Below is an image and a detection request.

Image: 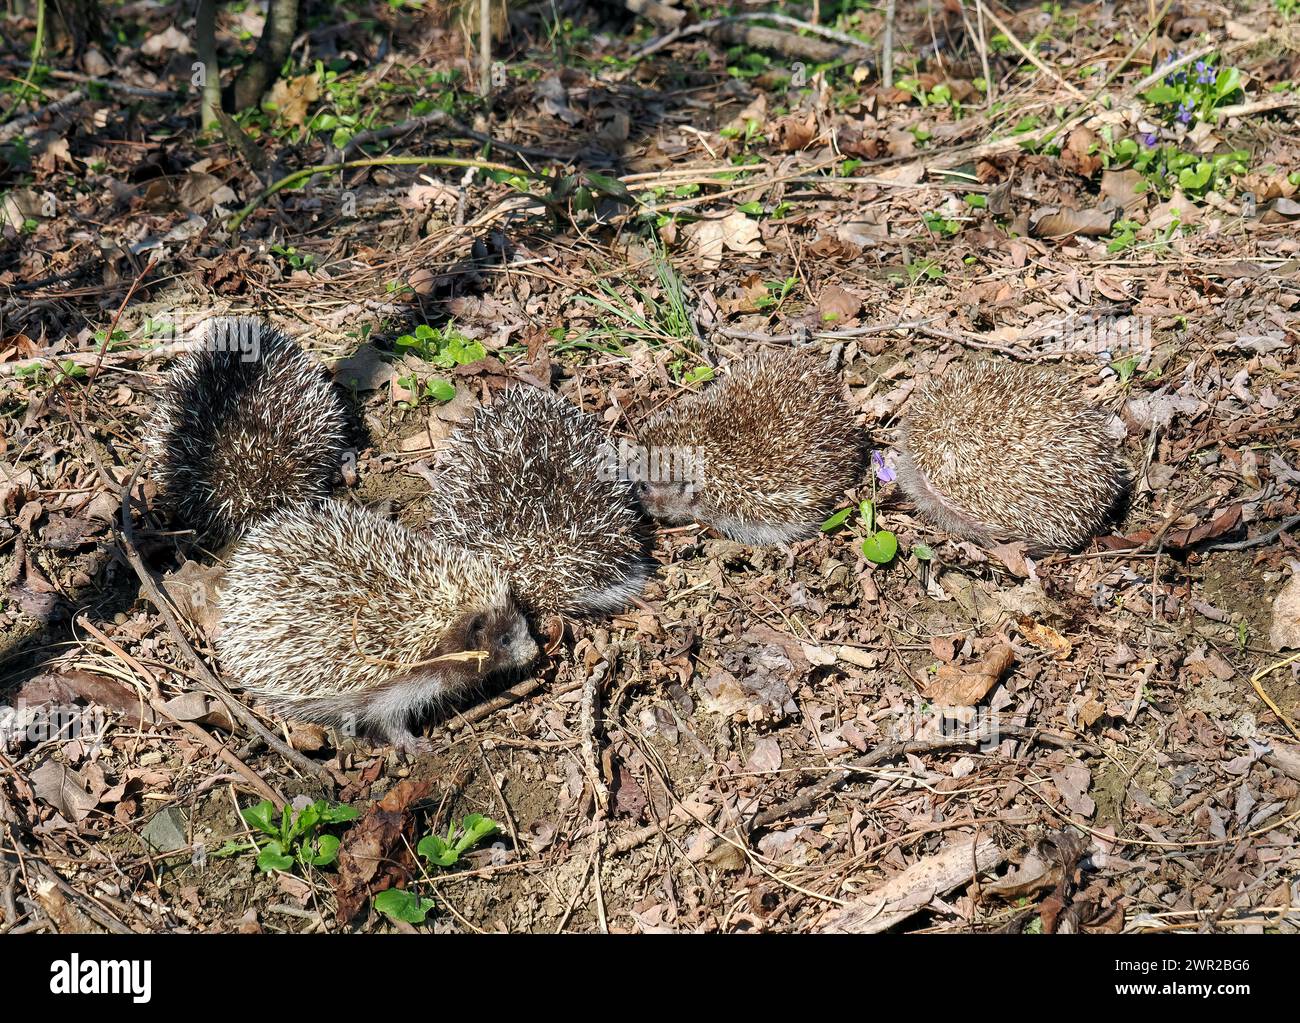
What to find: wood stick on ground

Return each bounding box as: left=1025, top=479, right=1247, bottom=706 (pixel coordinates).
left=478, top=0, right=491, bottom=100
left=76, top=616, right=286, bottom=807
left=820, top=836, right=1005, bottom=933
left=0, top=89, right=83, bottom=144
left=882, top=0, right=895, bottom=87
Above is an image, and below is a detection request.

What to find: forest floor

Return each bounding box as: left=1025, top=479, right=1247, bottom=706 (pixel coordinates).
left=2, top=0, right=1300, bottom=933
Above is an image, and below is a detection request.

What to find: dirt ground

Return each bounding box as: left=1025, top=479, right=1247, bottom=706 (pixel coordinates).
left=2, top=1, right=1300, bottom=933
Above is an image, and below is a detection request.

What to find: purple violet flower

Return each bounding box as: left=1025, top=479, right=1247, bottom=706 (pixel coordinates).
left=872, top=450, right=896, bottom=484
left=1176, top=102, right=1194, bottom=125
left=1140, top=132, right=1157, bottom=147
left=1196, top=61, right=1215, bottom=84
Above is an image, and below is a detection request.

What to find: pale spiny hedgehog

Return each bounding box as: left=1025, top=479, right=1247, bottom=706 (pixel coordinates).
left=632, top=350, right=864, bottom=545
left=216, top=500, right=538, bottom=752
left=897, top=360, right=1129, bottom=553
left=146, top=316, right=349, bottom=544
left=425, top=386, right=651, bottom=617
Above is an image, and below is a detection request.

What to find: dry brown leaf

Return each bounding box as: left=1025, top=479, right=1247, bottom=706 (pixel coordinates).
left=922, top=644, right=1015, bottom=707
left=264, top=72, right=321, bottom=127
left=1018, top=616, right=1073, bottom=659
left=1029, top=205, right=1117, bottom=238
left=1270, top=574, right=1300, bottom=651
left=689, top=211, right=764, bottom=268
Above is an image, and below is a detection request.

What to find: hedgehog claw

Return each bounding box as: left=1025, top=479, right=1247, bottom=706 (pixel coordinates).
left=389, top=731, right=434, bottom=757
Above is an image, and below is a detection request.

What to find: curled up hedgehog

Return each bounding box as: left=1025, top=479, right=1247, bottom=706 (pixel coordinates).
left=146, top=316, right=350, bottom=544
left=896, top=360, right=1129, bottom=553
left=217, top=500, right=538, bottom=752
left=631, top=349, right=865, bottom=544
left=424, top=386, right=651, bottom=618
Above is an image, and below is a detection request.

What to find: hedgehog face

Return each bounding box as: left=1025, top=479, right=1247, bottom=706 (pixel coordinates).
left=461, top=604, right=540, bottom=678
left=631, top=479, right=701, bottom=525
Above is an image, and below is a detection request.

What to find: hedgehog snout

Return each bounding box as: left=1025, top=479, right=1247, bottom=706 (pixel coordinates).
left=634, top=480, right=698, bottom=524
left=500, top=612, right=540, bottom=671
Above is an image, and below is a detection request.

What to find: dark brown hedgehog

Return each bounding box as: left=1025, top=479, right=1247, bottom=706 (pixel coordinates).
left=425, top=386, right=650, bottom=617
left=146, top=316, right=349, bottom=543
left=632, top=350, right=865, bottom=545
left=897, top=360, right=1129, bottom=552
left=217, top=500, right=538, bottom=753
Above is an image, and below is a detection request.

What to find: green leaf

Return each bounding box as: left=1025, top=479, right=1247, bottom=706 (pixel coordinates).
left=374, top=888, right=434, bottom=924
left=858, top=499, right=875, bottom=533
left=680, top=366, right=714, bottom=385
left=1177, top=162, right=1212, bottom=191
left=310, top=834, right=341, bottom=867
left=862, top=530, right=898, bottom=565
left=417, top=834, right=459, bottom=867
left=584, top=172, right=632, bottom=203
left=256, top=841, right=294, bottom=873
left=321, top=803, right=361, bottom=824
left=913, top=543, right=934, bottom=561
left=1214, top=67, right=1242, bottom=100
left=821, top=507, right=852, bottom=532
left=428, top=378, right=456, bottom=402
left=1142, top=84, right=1179, bottom=104
left=456, top=814, right=499, bottom=853
left=736, top=201, right=765, bottom=216
left=241, top=800, right=279, bottom=837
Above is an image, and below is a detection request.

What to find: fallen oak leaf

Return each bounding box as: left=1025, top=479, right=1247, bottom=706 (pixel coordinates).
left=922, top=643, right=1015, bottom=707
left=1029, top=205, right=1117, bottom=238
left=1018, top=616, right=1072, bottom=660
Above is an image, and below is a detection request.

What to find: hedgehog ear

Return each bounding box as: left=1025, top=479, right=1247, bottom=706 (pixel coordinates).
left=467, top=613, right=486, bottom=647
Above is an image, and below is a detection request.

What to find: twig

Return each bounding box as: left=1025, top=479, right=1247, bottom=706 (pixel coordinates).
left=635, top=12, right=872, bottom=62
left=227, top=155, right=537, bottom=231
left=0, top=88, right=82, bottom=143
left=1216, top=95, right=1300, bottom=121
left=882, top=0, right=896, bottom=88
left=1250, top=653, right=1300, bottom=743
left=977, top=3, right=1084, bottom=99
left=1203, top=515, right=1300, bottom=552
left=0, top=61, right=176, bottom=97
left=75, top=616, right=286, bottom=807
left=478, top=0, right=492, bottom=100
left=81, top=255, right=156, bottom=423
left=580, top=659, right=611, bottom=816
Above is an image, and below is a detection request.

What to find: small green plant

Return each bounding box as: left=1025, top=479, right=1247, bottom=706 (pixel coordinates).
left=753, top=276, right=799, bottom=311
left=1100, top=129, right=1249, bottom=200
left=895, top=77, right=960, bottom=110
left=394, top=322, right=486, bottom=368
left=922, top=210, right=962, bottom=237
left=578, top=237, right=693, bottom=349
left=1111, top=355, right=1139, bottom=383
left=822, top=451, right=898, bottom=565
left=1107, top=219, right=1141, bottom=253
left=893, top=258, right=944, bottom=285
left=396, top=373, right=456, bottom=406
left=270, top=244, right=316, bottom=272
left=373, top=814, right=500, bottom=924
left=233, top=799, right=360, bottom=874
left=14, top=359, right=86, bottom=386
left=1142, top=54, right=1244, bottom=128
left=1279, top=0, right=1300, bottom=17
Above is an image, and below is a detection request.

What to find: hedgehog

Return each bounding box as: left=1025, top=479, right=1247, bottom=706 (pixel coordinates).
left=216, top=500, right=538, bottom=752
left=631, top=350, right=865, bottom=545
left=896, top=360, right=1129, bottom=553
left=146, top=316, right=350, bottom=544
left=424, top=386, right=651, bottom=618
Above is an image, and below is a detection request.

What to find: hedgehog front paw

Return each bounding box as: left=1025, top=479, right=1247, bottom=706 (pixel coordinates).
left=387, top=730, right=434, bottom=756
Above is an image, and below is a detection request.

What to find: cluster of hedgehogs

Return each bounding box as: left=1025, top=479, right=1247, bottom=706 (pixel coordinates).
left=146, top=317, right=1129, bottom=752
